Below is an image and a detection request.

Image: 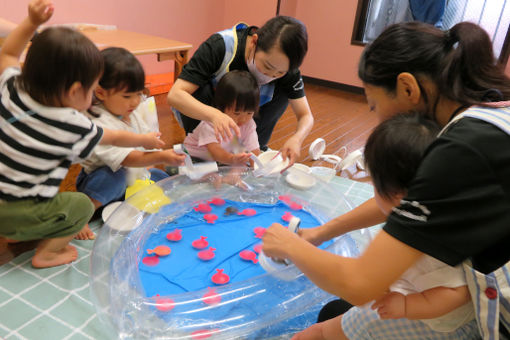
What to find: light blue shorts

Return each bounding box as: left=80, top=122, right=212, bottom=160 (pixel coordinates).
left=342, top=305, right=480, bottom=340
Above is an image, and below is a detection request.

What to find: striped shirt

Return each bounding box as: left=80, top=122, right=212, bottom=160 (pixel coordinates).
left=443, top=105, right=510, bottom=339
left=0, top=67, right=103, bottom=201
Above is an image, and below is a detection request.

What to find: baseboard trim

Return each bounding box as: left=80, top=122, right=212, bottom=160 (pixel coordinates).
left=302, top=76, right=365, bottom=95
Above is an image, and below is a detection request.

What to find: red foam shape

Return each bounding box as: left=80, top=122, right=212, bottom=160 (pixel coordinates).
left=192, top=236, right=209, bottom=249
left=208, top=197, right=225, bottom=206
left=142, top=256, right=159, bottom=266
left=166, top=229, right=182, bottom=242
left=198, top=247, right=216, bottom=261
left=211, top=269, right=230, bottom=285
left=146, top=245, right=171, bottom=256
left=237, top=208, right=256, bottom=216
left=253, top=244, right=262, bottom=253
left=191, top=329, right=219, bottom=339
left=194, top=203, right=212, bottom=213
left=289, top=202, right=303, bottom=210
left=202, top=287, right=221, bottom=305
left=204, top=213, right=218, bottom=224
left=278, top=195, right=292, bottom=203
left=239, top=250, right=258, bottom=264
left=282, top=211, right=293, bottom=222
left=253, top=226, right=266, bottom=239
left=154, top=295, right=175, bottom=312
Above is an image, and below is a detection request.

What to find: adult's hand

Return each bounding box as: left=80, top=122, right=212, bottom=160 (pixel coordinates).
left=280, top=135, right=301, bottom=170
left=210, top=110, right=240, bottom=141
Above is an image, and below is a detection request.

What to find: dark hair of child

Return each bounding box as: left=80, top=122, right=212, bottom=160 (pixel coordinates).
left=18, top=27, right=103, bottom=107
left=214, top=70, right=260, bottom=115
left=98, top=47, right=145, bottom=92
left=363, top=112, right=441, bottom=200
left=256, top=16, right=308, bottom=71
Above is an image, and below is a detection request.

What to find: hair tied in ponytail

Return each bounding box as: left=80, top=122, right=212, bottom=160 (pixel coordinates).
left=444, top=29, right=459, bottom=50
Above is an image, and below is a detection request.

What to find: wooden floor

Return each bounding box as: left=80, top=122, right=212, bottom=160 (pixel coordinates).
left=2, top=82, right=376, bottom=264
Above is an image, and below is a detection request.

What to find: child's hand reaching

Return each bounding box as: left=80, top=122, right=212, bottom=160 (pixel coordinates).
left=232, top=152, right=251, bottom=165
left=161, top=149, right=186, bottom=166
left=28, top=0, right=54, bottom=26
left=141, top=132, right=165, bottom=150
left=372, top=291, right=406, bottom=319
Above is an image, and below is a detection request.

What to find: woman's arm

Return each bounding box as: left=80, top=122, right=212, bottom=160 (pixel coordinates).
left=100, top=129, right=165, bottom=150
left=279, top=97, right=314, bottom=166
left=300, top=198, right=386, bottom=246
left=121, top=149, right=185, bottom=167
left=0, top=0, right=53, bottom=73
left=262, top=225, right=423, bottom=305
left=167, top=79, right=240, bottom=140
left=206, top=143, right=251, bottom=165
left=0, top=18, right=17, bottom=37
left=373, top=286, right=471, bottom=320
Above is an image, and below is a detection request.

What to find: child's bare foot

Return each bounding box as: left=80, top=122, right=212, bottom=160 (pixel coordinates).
left=74, top=224, right=95, bottom=240
left=32, top=245, right=78, bottom=268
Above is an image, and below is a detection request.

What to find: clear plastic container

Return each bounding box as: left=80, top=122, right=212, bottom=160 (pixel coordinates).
left=90, top=167, right=370, bottom=339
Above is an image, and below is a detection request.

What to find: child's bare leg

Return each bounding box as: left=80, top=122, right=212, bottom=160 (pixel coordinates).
left=75, top=197, right=102, bottom=240
left=32, top=234, right=78, bottom=268
left=292, top=315, right=347, bottom=340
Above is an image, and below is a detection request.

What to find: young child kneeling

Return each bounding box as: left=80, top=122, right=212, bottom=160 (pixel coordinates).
left=183, top=70, right=260, bottom=165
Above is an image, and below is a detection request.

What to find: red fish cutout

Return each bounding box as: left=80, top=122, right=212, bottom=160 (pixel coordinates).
left=282, top=211, right=293, bottom=222
left=253, top=226, right=266, bottom=239
left=253, top=244, right=262, bottom=253
left=166, top=229, right=182, bottom=242
left=202, top=287, right=221, bottom=305
left=142, top=256, right=159, bottom=266
left=278, top=195, right=292, bottom=203
left=191, top=329, right=220, bottom=339
left=194, top=203, right=212, bottom=213
left=239, top=250, right=258, bottom=264
left=211, top=269, right=230, bottom=285
left=147, top=245, right=171, bottom=256
left=289, top=202, right=303, bottom=210
left=208, top=197, right=225, bottom=206
left=192, top=236, right=209, bottom=249
left=198, top=247, right=216, bottom=261
left=204, top=213, right=218, bottom=224
left=237, top=208, right=256, bottom=216
left=154, top=294, right=175, bottom=312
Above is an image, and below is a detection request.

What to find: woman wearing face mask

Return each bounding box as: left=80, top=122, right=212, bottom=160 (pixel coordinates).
left=167, top=16, right=313, bottom=166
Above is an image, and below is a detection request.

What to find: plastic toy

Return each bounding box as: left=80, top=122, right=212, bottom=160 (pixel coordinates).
left=166, top=229, right=182, bottom=242
left=198, top=247, right=216, bottom=261
left=192, top=236, right=209, bottom=249
left=211, top=269, right=230, bottom=285
left=146, top=245, right=171, bottom=256
left=239, top=250, right=258, bottom=264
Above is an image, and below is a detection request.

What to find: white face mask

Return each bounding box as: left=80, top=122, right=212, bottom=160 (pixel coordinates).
left=247, top=52, right=277, bottom=85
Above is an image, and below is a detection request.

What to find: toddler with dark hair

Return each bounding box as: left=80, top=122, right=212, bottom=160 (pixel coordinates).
left=183, top=70, right=261, bottom=165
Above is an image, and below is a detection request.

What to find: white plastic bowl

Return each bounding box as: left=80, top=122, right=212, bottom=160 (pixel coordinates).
left=253, top=150, right=289, bottom=176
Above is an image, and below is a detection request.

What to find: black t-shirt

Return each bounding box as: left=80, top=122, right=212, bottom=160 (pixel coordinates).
left=384, top=117, right=510, bottom=274
left=177, top=26, right=305, bottom=132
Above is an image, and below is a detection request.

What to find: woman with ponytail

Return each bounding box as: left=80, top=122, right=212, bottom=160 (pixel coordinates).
left=262, top=21, right=510, bottom=339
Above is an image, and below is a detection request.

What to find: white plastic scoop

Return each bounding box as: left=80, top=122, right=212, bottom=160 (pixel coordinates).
left=309, top=138, right=364, bottom=172
left=258, top=217, right=302, bottom=281
left=173, top=144, right=218, bottom=180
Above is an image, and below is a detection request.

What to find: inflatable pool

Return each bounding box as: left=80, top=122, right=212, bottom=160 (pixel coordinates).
left=90, top=167, right=370, bottom=339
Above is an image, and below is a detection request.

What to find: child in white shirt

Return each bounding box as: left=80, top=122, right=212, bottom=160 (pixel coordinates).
left=77, top=47, right=185, bottom=239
